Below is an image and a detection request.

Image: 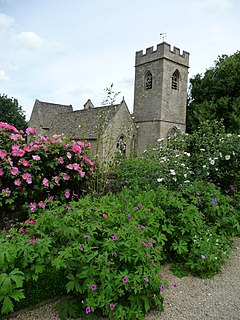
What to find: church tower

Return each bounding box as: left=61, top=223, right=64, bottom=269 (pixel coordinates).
left=133, top=42, right=190, bottom=155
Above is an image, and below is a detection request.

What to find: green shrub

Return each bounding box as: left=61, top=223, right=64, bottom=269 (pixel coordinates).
left=1, top=183, right=238, bottom=318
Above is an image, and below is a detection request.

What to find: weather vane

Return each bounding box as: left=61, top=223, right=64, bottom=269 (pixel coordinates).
left=160, top=32, right=167, bottom=42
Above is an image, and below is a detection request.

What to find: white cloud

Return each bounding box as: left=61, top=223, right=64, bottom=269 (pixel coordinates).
left=0, top=70, right=9, bottom=81
left=0, top=12, right=14, bottom=29
left=14, top=31, right=43, bottom=49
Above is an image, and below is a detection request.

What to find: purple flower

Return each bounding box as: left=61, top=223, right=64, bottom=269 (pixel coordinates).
left=201, top=254, right=208, bottom=259
left=160, top=285, right=165, bottom=292
left=211, top=198, right=217, bottom=205
left=122, top=277, right=128, bottom=283
left=66, top=205, right=71, bottom=211
left=91, top=284, right=97, bottom=291
left=86, top=306, right=91, bottom=314
left=127, top=215, right=131, bottom=220
left=144, top=277, right=149, bottom=282
left=112, top=235, right=118, bottom=240
left=148, top=242, right=153, bottom=248
left=84, top=235, right=90, bottom=238
left=142, top=241, right=147, bottom=247
left=110, top=303, right=115, bottom=311
left=134, top=206, right=139, bottom=210
left=141, top=226, right=145, bottom=229
left=146, top=253, right=150, bottom=257
left=229, top=184, right=235, bottom=190
left=173, top=282, right=177, bottom=288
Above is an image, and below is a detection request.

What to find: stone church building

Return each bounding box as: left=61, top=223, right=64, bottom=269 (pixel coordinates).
left=28, top=41, right=189, bottom=162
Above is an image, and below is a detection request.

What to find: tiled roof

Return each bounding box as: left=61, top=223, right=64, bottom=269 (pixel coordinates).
left=33, top=100, right=73, bottom=129
left=50, top=104, right=122, bottom=139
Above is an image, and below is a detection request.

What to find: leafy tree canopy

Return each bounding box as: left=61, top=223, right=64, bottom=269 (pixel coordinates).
left=0, top=94, right=27, bottom=130
left=187, top=51, right=240, bottom=133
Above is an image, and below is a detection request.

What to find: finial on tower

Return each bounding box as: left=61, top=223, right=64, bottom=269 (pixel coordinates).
left=160, top=32, right=167, bottom=42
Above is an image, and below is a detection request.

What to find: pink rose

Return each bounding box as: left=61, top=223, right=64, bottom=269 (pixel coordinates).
left=11, top=167, right=19, bottom=176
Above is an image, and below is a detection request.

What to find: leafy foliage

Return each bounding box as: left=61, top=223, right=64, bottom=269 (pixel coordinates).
left=187, top=51, right=240, bottom=133
left=0, top=94, right=27, bottom=131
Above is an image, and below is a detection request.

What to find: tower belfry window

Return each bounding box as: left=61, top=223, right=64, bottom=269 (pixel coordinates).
left=145, top=71, right=152, bottom=90
left=172, top=70, right=180, bottom=90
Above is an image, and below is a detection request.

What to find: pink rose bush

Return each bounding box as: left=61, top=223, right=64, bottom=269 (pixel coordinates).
left=0, top=121, right=95, bottom=228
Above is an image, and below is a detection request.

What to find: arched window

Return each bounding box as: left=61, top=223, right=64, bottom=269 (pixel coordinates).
left=145, top=71, right=152, bottom=90
left=167, top=127, right=178, bottom=138
left=171, top=70, right=180, bottom=90
left=116, top=134, right=126, bottom=156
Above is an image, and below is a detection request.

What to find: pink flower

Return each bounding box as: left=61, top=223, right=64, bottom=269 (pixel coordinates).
left=26, top=127, right=38, bottom=135
left=0, top=121, right=18, bottom=132
left=122, top=277, right=129, bottom=283
left=10, top=133, right=25, bottom=141
left=38, top=201, right=45, bottom=208
left=2, top=188, right=11, bottom=197
left=20, top=159, right=30, bottom=167
left=42, top=178, right=49, bottom=187
left=10, top=166, right=19, bottom=176
left=22, top=173, right=32, bottom=184
left=63, top=173, right=70, bottom=181
left=112, top=235, right=118, bottom=240
left=12, top=145, right=25, bottom=157
left=25, top=219, right=36, bottom=225
left=79, top=171, right=85, bottom=178
left=65, top=189, right=71, bottom=198
left=144, top=277, right=149, bottom=282
left=32, top=155, right=41, bottom=160
left=14, top=179, right=21, bottom=186
left=66, top=152, right=72, bottom=159
left=82, top=155, right=95, bottom=166
left=29, top=237, right=37, bottom=245
left=53, top=176, right=59, bottom=184
left=0, top=150, right=7, bottom=158
left=0, top=167, right=4, bottom=176
left=7, top=158, right=13, bottom=166
left=57, top=157, right=64, bottom=164
left=29, top=202, right=36, bottom=212
left=72, top=144, right=81, bottom=153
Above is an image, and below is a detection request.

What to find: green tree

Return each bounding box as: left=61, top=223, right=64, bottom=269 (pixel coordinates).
left=187, top=51, right=240, bottom=133
left=0, top=94, right=27, bottom=130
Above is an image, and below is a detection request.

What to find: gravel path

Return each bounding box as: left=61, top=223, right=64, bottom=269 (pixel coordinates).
left=4, top=238, right=240, bottom=320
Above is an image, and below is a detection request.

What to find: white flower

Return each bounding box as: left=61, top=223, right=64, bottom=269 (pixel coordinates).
left=225, top=155, right=230, bottom=160
left=227, top=133, right=232, bottom=137
left=200, top=148, right=205, bottom=151
left=184, top=152, right=191, bottom=157
left=173, top=177, right=177, bottom=182
left=157, top=138, right=164, bottom=142
left=157, top=178, right=164, bottom=182
left=184, top=180, right=190, bottom=183
left=181, top=163, right=185, bottom=167
left=183, top=173, right=187, bottom=178
left=170, top=169, right=176, bottom=175
left=210, top=159, right=215, bottom=165
left=203, top=165, right=207, bottom=168
left=219, top=152, right=222, bottom=158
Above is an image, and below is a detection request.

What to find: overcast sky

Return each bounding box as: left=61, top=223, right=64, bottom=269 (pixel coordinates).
left=0, top=0, right=239, bottom=120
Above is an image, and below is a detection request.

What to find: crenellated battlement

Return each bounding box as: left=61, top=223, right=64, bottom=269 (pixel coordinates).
left=135, top=42, right=189, bottom=67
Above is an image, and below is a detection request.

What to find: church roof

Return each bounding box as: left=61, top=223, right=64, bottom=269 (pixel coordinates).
left=32, top=99, right=73, bottom=129
left=50, top=103, right=122, bottom=139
